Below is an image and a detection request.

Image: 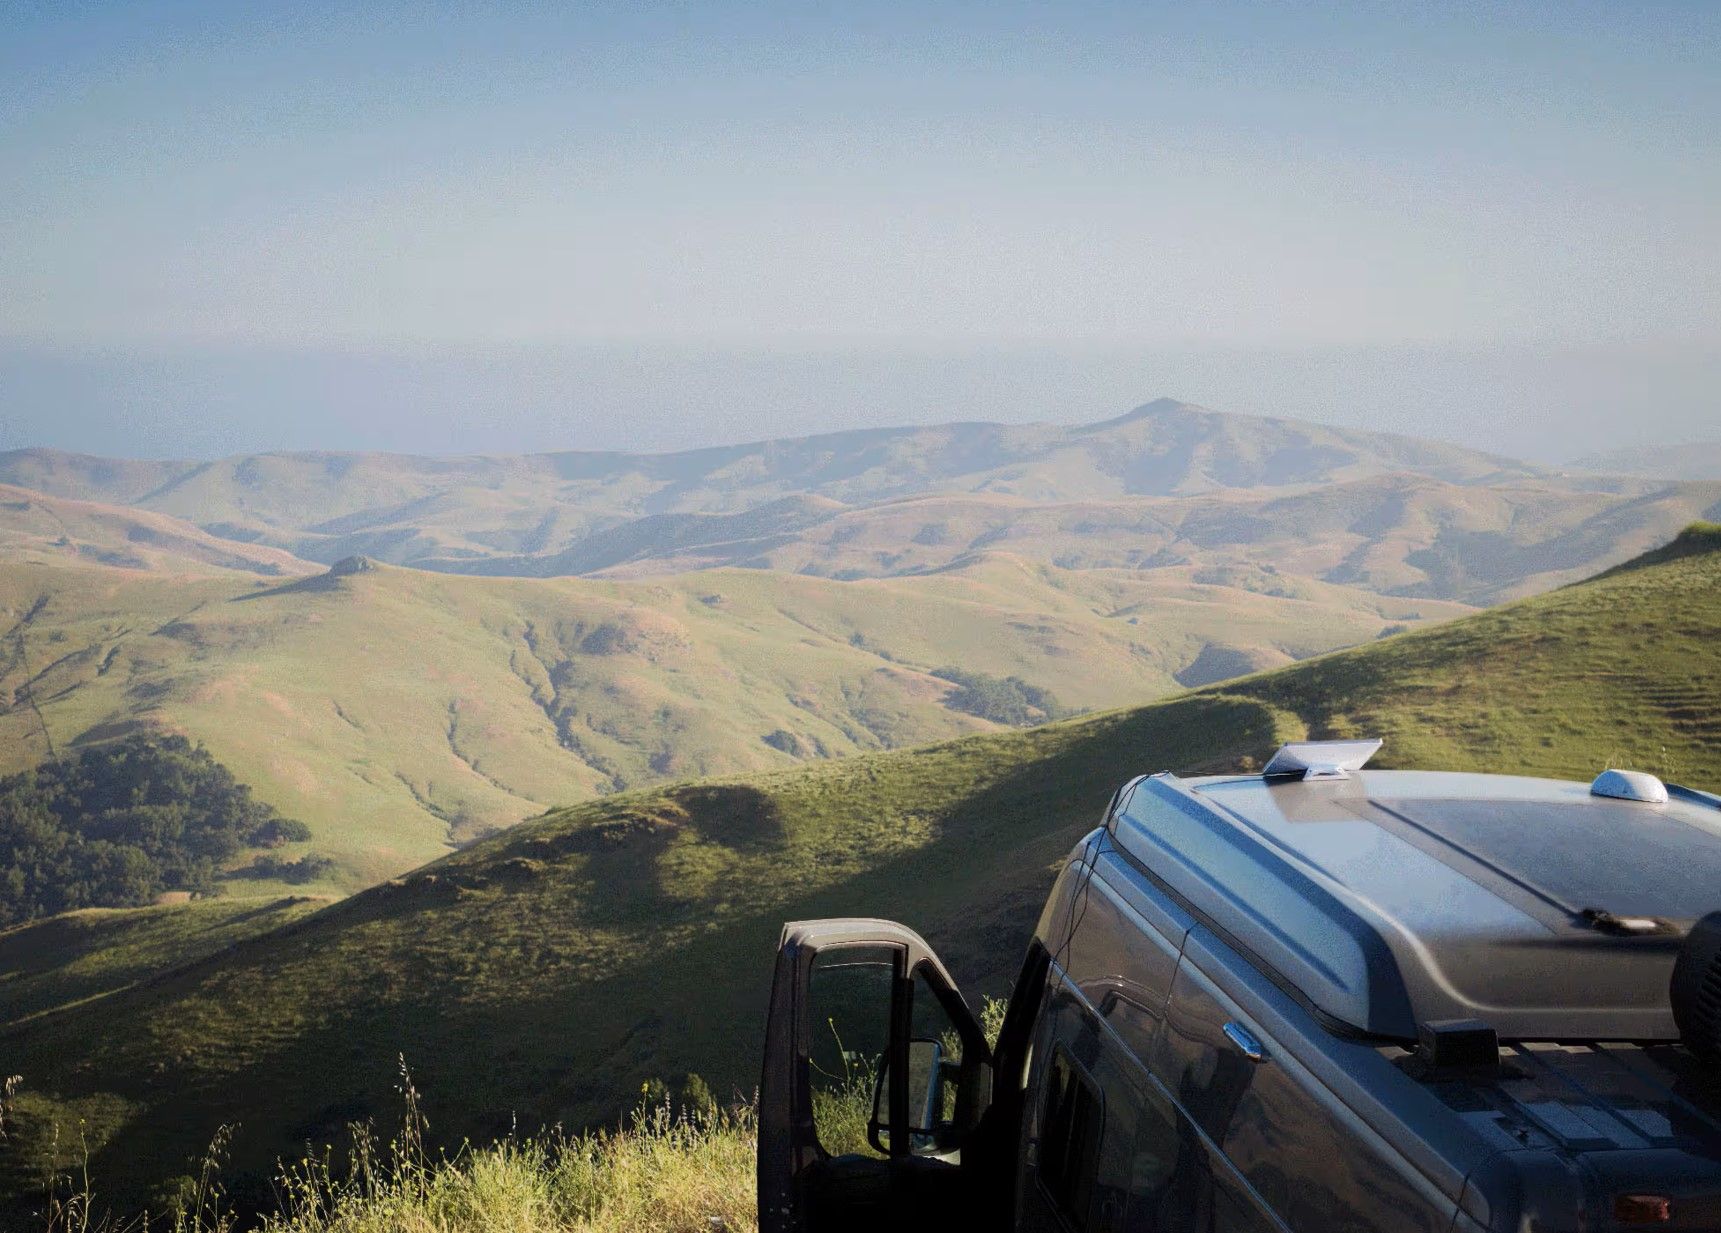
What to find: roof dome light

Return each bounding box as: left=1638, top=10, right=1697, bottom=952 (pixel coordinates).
left=1591, top=769, right=1669, bottom=804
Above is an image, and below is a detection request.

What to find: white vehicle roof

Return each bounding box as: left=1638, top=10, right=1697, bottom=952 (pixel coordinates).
left=1110, top=768, right=1721, bottom=1040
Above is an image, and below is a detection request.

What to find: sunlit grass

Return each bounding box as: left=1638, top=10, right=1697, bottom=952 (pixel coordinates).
left=16, top=1075, right=761, bottom=1233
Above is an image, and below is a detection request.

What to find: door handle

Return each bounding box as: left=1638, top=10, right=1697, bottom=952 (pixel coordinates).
left=1223, top=1020, right=1267, bottom=1062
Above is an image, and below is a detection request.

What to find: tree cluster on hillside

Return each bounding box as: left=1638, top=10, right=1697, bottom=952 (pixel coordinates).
left=932, top=667, right=1068, bottom=727
left=0, top=735, right=312, bottom=925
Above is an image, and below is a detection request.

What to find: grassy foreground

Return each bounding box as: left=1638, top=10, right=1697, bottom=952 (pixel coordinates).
left=16, top=1079, right=760, bottom=1233
left=250, top=1112, right=759, bottom=1233
left=20, top=1001, right=1013, bottom=1232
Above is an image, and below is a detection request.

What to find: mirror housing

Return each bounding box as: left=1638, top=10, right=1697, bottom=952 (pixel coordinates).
left=867, top=1038, right=953, bottom=1154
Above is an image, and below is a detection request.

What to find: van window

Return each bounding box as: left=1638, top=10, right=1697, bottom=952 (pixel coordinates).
left=806, top=944, right=896, bottom=1158
left=1038, top=1047, right=1104, bottom=1229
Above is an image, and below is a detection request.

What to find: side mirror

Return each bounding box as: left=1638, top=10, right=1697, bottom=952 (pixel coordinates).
left=867, top=1038, right=957, bottom=1154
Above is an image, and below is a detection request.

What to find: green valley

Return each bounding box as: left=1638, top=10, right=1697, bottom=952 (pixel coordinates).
left=1, top=552, right=1460, bottom=889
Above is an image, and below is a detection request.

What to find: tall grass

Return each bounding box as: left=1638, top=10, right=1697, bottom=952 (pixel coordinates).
left=14, top=999, right=1009, bottom=1233
left=14, top=1063, right=759, bottom=1233
left=259, top=1099, right=758, bottom=1233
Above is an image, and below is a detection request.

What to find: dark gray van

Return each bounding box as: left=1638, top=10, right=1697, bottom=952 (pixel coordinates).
left=758, top=741, right=1721, bottom=1231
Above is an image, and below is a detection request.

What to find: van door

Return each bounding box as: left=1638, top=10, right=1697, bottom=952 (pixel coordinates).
left=1157, top=929, right=1451, bottom=1232
left=758, top=918, right=993, bottom=1233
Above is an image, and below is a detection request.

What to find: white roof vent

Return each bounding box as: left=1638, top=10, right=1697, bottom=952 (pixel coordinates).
left=1590, top=768, right=1669, bottom=804
left=1262, top=738, right=1383, bottom=781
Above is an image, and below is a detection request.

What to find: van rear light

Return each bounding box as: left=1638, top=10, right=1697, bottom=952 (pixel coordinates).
left=1614, top=1194, right=1673, bottom=1224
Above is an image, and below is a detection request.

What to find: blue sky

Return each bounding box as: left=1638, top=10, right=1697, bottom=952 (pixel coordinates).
left=1, top=2, right=1717, bottom=458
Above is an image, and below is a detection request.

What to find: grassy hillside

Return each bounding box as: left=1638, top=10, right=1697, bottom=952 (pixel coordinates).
left=1594, top=519, right=1721, bottom=577
left=0, top=484, right=318, bottom=578
left=2, top=528, right=1717, bottom=1218
left=0, top=896, right=326, bottom=1030
left=0, top=554, right=1454, bottom=889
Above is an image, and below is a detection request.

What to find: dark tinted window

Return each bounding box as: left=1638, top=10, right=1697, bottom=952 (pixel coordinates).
left=806, top=944, right=897, bottom=1158
left=1039, top=1048, right=1104, bottom=1228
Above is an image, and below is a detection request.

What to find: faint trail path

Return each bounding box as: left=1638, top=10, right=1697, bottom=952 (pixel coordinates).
left=2, top=594, right=57, bottom=758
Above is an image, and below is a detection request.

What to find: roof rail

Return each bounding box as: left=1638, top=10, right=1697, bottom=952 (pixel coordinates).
left=1667, top=782, right=1721, bottom=812
left=1262, top=738, right=1383, bottom=781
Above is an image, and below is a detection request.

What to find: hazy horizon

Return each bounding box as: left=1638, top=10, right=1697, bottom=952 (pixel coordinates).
left=3, top=2, right=1716, bottom=462
left=3, top=337, right=1717, bottom=465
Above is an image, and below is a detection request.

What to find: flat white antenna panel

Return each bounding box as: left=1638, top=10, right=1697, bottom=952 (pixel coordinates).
left=1262, top=738, right=1384, bottom=781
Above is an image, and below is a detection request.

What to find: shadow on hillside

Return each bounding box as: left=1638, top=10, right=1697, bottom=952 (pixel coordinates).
left=231, top=556, right=378, bottom=602
left=673, top=783, right=787, bottom=853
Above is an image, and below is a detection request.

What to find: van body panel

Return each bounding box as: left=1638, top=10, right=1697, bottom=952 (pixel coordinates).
left=1174, top=925, right=1499, bottom=1198
left=1160, top=930, right=1457, bottom=1232
left=1101, top=831, right=1501, bottom=1202
left=1090, top=848, right=1197, bottom=955
left=1452, top=1150, right=1590, bottom=1233
left=1033, top=838, right=1093, bottom=946
left=1023, top=968, right=1287, bottom=1231
left=1054, top=854, right=1191, bottom=1067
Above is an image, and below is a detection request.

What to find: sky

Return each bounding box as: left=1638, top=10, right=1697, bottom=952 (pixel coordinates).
left=1, top=1, right=1717, bottom=461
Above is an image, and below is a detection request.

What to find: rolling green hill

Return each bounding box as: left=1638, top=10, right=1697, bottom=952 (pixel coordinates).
left=3, top=526, right=1718, bottom=1218
left=1, top=554, right=1459, bottom=889
left=0, top=895, right=327, bottom=1031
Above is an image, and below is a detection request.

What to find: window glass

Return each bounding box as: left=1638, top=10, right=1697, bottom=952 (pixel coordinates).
left=807, top=944, right=896, bottom=1159
left=1214, top=1184, right=1283, bottom=1232
left=906, top=964, right=965, bottom=1154
left=1098, top=1067, right=1177, bottom=1221
left=1039, top=1048, right=1104, bottom=1228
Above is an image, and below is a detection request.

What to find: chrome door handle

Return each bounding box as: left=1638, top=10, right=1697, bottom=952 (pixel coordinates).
left=1223, top=1020, right=1267, bottom=1062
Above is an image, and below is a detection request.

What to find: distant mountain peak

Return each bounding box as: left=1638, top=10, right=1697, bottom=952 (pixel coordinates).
left=1081, top=397, right=1206, bottom=430
left=1129, top=396, right=1197, bottom=416
left=0, top=400, right=1589, bottom=588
